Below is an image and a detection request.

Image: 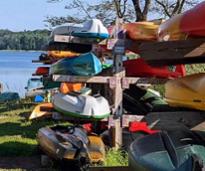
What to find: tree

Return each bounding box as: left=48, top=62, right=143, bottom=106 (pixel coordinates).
left=153, top=0, right=199, bottom=18
left=45, top=0, right=201, bottom=27
left=132, top=0, right=151, bottom=21
left=45, top=0, right=136, bottom=27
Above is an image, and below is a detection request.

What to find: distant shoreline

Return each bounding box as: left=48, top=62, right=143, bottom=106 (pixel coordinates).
left=0, top=50, right=44, bottom=52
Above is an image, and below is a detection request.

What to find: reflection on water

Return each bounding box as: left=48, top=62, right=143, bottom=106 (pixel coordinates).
left=0, top=51, right=42, bottom=97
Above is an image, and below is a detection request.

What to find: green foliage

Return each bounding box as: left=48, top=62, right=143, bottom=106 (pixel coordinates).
left=0, top=29, right=50, bottom=50
left=186, top=64, right=205, bottom=75
left=104, top=149, right=128, bottom=166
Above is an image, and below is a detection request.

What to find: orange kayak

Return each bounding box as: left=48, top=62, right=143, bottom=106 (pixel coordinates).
left=48, top=50, right=80, bottom=59
left=123, top=22, right=159, bottom=41
left=60, top=83, right=83, bottom=94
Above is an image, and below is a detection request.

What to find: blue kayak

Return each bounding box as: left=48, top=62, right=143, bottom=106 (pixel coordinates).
left=50, top=52, right=102, bottom=76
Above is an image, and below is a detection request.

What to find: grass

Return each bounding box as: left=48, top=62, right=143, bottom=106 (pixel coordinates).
left=0, top=100, right=128, bottom=169
left=0, top=101, right=64, bottom=157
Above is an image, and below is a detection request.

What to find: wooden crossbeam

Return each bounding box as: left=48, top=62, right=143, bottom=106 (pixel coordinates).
left=139, top=38, right=205, bottom=66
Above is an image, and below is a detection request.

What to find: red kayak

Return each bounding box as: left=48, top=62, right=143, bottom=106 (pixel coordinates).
left=180, top=1, right=205, bottom=37
left=123, top=58, right=186, bottom=78
left=159, top=1, right=205, bottom=41
left=35, top=67, right=49, bottom=76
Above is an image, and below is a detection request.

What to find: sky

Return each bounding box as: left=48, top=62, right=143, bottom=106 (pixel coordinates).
left=0, top=0, right=69, bottom=31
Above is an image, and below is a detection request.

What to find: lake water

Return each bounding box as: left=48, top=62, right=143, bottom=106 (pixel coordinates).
left=0, top=51, right=42, bottom=97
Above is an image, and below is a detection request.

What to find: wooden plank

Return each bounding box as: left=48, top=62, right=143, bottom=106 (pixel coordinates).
left=53, top=75, right=110, bottom=84
left=139, top=38, right=205, bottom=66
left=32, top=60, right=52, bottom=64
left=122, top=77, right=168, bottom=88
left=53, top=35, right=105, bottom=44
left=89, top=166, right=130, bottom=171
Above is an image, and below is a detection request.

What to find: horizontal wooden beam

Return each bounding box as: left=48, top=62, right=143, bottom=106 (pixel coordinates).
left=52, top=75, right=167, bottom=87
left=139, top=38, right=205, bottom=66
left=32, top=60, right=52, bottom=64
left=53, top=75, right=110, bottom=84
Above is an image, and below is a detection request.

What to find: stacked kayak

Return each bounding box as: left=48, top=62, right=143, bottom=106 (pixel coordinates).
left=29, top=103, right=53, bottom=120
left=47, top=50, right=81, bottom=59
left=165, top=73, right=205, bottom=111
left=123, top=85, right=167, bottom=115
left=35, top=67, right=49, bottom=76
left=129, top=130, right=205, bottom=171
left=0, top=92, right=20, bottom=103
left=37, top=126, right=105, bottom=164
left=50, top=52, right=102, bottom=76
left=158, top=1, right=205, bottom=41
left=123, top=22, right=159, bottom=41
left=51, top=19, right=109, bottom=39
left=25, top=78, right=45, bottom=97
left=52, top=93, right=110, bottom=120
left=123, top=58, right=186, bottom=78
left=60, top=83, right=83, bottom=94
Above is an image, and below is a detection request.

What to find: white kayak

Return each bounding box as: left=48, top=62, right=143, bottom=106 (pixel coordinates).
left=52, top=93, right=110, bottom=120
left=51, top=19, right=109, bottom=39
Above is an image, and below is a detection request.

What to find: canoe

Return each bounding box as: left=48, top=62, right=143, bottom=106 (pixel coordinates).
left=37, top=126, right=105, bottom=164
left=124, top=58, right=186, bottom=78
left=52, top=93, right=110, bottom=120
left=123, top=22, right=159, bottom=41
left=158, top=1, right=205, bottom=41
left=165, top=73, right=205, bottom=111
left=50, top=52, right=102, bottom=76
left=129, top=130, right=205, bottom=171
left=48, top=50, right=80, bottom=59
left=35, top=67, right=49, bottom=76
left=29, top=103, right=53, bottom=120
left=60, top=83, right=83, bottom=94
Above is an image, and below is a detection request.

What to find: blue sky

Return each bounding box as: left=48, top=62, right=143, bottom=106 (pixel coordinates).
left=0, top=0, right=69, bottom=31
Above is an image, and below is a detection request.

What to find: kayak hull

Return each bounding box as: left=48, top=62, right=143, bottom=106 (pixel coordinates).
left=37, top=126, right=105, bottom=163
left=158, top=1, right=205, bottom=41
left=129, top=130, right=205, bottom=171
left=29, top=103, right=53, bottom=120
left=50, top=52, right=102, bottom=76
left=52, top=93, right=110, bottom=120
left=165, top=73, right=205, bottom=111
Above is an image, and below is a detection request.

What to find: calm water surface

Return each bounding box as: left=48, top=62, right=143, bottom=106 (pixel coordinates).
left=0, top=51, right=42, bottom=97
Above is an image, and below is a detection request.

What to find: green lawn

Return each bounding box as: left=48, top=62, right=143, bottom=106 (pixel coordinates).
left=0, top=100, right=128, bottom=170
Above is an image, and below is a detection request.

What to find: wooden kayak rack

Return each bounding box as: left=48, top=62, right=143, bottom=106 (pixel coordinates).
left=139, top=38, right=205, bottom=66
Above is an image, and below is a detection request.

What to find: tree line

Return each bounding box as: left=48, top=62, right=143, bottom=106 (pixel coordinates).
left=0, top=29, right=50, bottom=50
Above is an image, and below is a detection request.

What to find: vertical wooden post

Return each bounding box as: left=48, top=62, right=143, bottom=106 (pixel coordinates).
left=111, top=18, right=125, bottom=149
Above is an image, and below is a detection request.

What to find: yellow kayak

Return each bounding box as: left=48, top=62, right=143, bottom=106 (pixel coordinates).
left=165, top=73, right=205, bottom=111
left=37, top=126, right=105, bottom=163
left=48, top=50, right=80, bottom=58
left=29, top=103, right=53, bottom=120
